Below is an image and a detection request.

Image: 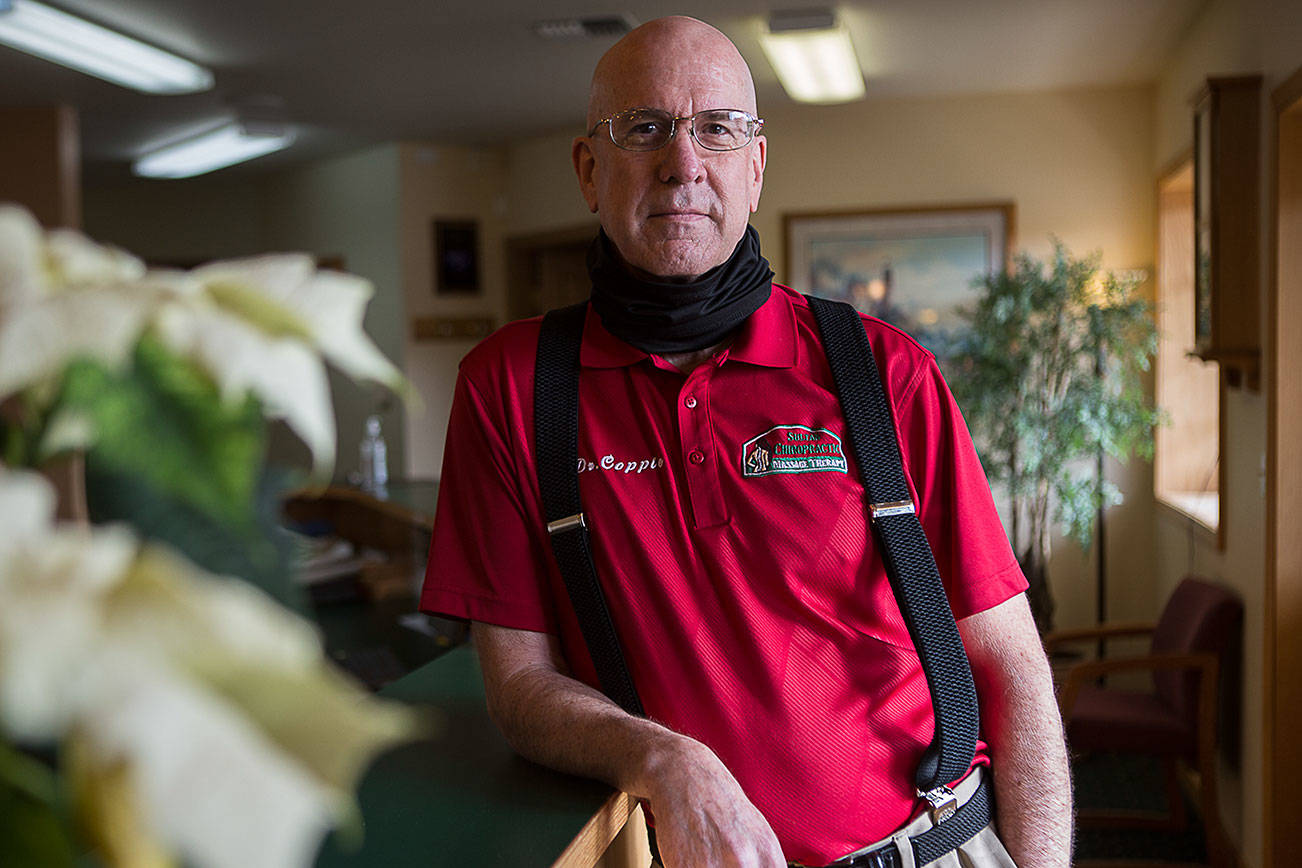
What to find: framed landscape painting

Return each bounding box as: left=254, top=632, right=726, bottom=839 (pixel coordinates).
left=784, top=203, right=1014, bottom=359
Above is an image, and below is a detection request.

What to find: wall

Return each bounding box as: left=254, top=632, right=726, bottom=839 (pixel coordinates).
left=1151, top=0, right=1302, bottom=863
left=83, top=174, right=267, bottom=262
left=501, top=84, right=1160, bottom=634
left=397, top=142, right=510, bottom=479
left=261, top=144, right=406, bottom=482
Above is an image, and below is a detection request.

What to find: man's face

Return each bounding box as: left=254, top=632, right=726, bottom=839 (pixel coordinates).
left=573, top=46, right=766, bottom=281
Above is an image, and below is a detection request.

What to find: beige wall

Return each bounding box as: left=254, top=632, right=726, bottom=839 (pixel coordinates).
left=1151, top=0, right=1302, bottom=863
left=397, top=142, right=510, bottom=479
left=262, top=144, right=406, bottom=481
left=83, top=175, right=267, bottom=262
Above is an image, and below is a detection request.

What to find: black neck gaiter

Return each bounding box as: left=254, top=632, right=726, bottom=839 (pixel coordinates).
left=587, top=224, right=774, bottom=354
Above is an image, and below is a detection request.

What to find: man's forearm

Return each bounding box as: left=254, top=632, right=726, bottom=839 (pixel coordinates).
left=472, top=623, right=787, bottom=867
left=960, top=597, right=1073, bottom=868
left=481, top=636, right=696, bottom=797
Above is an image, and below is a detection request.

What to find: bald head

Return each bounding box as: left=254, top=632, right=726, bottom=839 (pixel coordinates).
left=572, top=15, right=766, bottom=280
left=586, top=17, right=757, bottom=129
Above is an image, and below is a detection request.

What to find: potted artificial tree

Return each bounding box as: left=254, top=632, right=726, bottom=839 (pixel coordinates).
left=948, top=241, right=1161, bottom=632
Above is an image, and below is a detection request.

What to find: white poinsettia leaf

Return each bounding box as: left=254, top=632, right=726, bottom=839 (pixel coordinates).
left=186, top=254, right=405, bottom=392
left=0, top=520, right=138, bottom=740
left=0, top=204, right=45, bottom=305
left=0, top=289, right=156, bottom=400
left=106, top=545, right=323, bottom=672
left=38, top=406, right=98, bottom=459
left=154, top=302, right=336, bottom=475
left=84, top=664, right=336, bottom=868
left=190, top=253, right=317, bottom=303
left=66, top=733, right=175, bottom=868
left=293, top=270, right=406, bottom=391
left=45, top=229, right=146, bottom=287
left=106, top=546, right=421, bottom=792
left=0, top=468, right=57, bottom=550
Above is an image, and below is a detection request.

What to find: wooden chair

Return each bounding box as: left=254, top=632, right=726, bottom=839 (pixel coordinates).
left=1044, top=577, right=1242, bottom=868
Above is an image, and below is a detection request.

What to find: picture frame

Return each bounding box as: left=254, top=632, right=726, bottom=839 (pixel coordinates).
left=434, top=219, right=480, bottom=295
left=784, top=203, right=1014, bottom=358
left=1193, top=88, right=1214, bottom=351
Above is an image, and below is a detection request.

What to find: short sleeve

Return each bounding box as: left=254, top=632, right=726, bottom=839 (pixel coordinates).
left=894, top=358, right=1028, bottom=620
left=420, top=369, right=557, bottom=633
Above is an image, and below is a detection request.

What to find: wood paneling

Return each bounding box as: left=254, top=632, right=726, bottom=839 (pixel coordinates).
left=1266, top=66, right=1302, bottom=868
left=0, top=106, right=80, bottom=229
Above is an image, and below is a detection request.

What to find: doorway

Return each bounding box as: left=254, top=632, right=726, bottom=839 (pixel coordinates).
left=505, top=225, right=598, bottom=320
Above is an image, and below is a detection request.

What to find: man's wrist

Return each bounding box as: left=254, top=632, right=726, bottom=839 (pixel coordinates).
left=626, top=726, right=716, bottom=799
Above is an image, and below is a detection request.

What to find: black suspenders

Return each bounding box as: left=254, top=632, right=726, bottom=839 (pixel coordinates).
left=533, top=297, right=991, bottom=864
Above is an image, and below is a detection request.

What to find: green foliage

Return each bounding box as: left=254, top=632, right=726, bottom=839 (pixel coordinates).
left=54, top=335, right=266, bottom=527
left=0, top=742, right=76, bottom=868
left=36, top=334, right=301, bottom=608
left=948, top=240, right=1161, bottom=609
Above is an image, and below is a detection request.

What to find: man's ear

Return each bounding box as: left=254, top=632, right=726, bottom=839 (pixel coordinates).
left=572, top=137, right=600, bottom=213
left=749, top=136, right=767, bottom=213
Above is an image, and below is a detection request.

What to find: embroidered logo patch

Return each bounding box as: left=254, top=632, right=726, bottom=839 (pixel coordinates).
left=742, top=425, right=848, bottom=477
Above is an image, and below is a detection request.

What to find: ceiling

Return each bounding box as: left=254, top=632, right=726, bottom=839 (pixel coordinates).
left=0, top=0, right=1207, bottom=177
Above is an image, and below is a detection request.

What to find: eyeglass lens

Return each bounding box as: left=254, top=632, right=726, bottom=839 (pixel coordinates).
left=610, top=109, right=755, bottom=151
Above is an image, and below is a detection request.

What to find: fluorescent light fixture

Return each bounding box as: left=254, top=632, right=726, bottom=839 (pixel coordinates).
left=0, top=0, right=212, bottom=94
left=759, top=10, right=865, bottom=104
left=133, top=122, right=295, bottom=178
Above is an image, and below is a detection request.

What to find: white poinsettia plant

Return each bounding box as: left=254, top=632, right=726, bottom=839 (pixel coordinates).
left=0, top=203, right=406, bottom=473
left=0, top=469, right=418, bottom=868
left=0, top=204, right=423, bottom=868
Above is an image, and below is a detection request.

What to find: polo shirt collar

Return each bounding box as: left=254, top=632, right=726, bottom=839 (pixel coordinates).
left=578, top=284, right=796, bottom=370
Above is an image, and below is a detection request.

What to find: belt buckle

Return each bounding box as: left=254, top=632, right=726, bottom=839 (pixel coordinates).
left=857, top=846, right=899, bottom=868
left=917, top=784, right=958, bottom=824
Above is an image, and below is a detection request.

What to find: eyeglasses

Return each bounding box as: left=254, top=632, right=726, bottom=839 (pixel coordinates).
left=587, top=107, right=764, bottom=152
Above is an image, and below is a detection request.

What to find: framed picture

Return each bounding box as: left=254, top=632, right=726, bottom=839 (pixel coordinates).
left=784, top=203, right=1014, bottom=358
left=434, top=220, right=479, bottom=294
left=1193, top=88, right=1214, bottom=351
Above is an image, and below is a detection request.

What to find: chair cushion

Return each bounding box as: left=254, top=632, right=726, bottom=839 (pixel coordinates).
left=1065, top=686, right=1197, bottom=756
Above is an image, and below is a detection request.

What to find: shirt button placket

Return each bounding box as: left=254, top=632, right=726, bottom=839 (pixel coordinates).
left=677, top=371, right=727, bottom=527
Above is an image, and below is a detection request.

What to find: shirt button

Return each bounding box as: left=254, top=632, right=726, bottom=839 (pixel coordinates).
left=688, top=450, right=705, bottom=465
left=684, top=396, right=698, bottom=409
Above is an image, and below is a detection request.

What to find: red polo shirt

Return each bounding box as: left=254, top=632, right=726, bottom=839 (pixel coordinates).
left=421, top=284, right=1026, bottom=864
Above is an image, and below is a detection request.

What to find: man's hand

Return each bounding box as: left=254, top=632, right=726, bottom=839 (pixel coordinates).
left=640, top=736, right=785, bottom=867
left=473, top=622, right=785, bottom=867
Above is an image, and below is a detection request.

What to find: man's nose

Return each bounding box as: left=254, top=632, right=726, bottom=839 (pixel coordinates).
left=657, top=122, right=705, bottom=184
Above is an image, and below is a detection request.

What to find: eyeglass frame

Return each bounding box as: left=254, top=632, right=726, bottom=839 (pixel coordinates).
left=586, top=107, right=765, bottom=152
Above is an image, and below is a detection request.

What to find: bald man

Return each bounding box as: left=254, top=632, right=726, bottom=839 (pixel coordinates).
left=422, top=17, right=1072, bottom=868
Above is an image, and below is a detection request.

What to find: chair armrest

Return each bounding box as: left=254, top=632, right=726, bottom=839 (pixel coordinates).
left=1058, top=651, right=1219, bottom=719
left=1042, top=622, right=1156, bottom=650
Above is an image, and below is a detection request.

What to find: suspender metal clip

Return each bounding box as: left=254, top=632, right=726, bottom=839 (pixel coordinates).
left=917, top=784, right=958, bottom=824
left=546, top=513, right=587, bottom=535
left=870, top=499, right=916, bottom=521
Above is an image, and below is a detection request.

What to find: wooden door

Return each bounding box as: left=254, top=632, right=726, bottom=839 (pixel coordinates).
left=1266, top=65, right=1302, bottom=868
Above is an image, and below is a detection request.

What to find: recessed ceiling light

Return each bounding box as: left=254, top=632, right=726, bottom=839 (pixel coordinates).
left=0, top=0, right=213, bottom=94
left=133, top=122, right=294, bottom=179
left=531, top=14, right=635, bottom=41
left=760, top=9, right=865, bottom=104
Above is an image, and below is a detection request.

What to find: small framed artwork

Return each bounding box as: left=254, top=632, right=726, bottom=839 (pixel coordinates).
left=784, top=203, right=1014, bottom=358
left=434, top=220, right=480, bottom=295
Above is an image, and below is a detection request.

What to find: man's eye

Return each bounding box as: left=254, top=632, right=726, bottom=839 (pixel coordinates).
left=628, top=121, right=663, bottom=136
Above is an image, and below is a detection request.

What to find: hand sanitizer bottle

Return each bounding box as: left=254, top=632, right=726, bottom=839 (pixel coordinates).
left=359, top=414, right=388, bottom=496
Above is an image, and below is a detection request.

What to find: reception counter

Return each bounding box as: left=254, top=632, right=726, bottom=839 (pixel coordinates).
left=314, top=644, right=641, bottom=867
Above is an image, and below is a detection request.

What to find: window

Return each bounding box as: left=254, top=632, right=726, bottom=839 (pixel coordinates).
left=1154, top=159, right=1221, bottom=537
